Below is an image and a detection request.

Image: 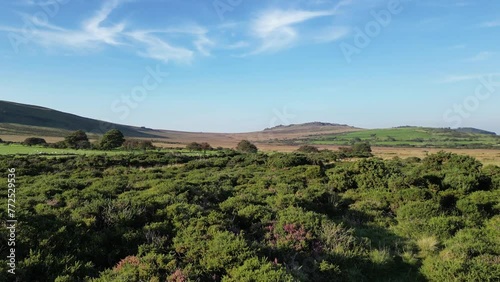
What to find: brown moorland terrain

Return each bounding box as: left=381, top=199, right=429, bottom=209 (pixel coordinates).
left=2, top=125, right=500, bottom=166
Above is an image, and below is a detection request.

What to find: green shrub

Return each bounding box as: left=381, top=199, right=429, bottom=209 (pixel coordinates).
left=296, top=145, right=320, bottom=153
left=123, top=139, right=155, bottom=150
left=396, top=201, right=441, bottom=238
left=354, top=158, right=390, bottom=189
left=24, top=137, right=47, bottom=146
left=267, top=153, right=311, bottom=169
left=223, top=257, right=293, bottom=282
left=236, top=140, right=258, bottom=153
left=327, top=165, right=357, bottom=192
left=427, top=216, right=463, bottom=240
left=200, top=231, right=253, bottom=273
left=417, top=236, right=440, bottom=257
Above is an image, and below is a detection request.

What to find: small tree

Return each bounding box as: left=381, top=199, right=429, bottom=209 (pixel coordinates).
left=297, top=145, right=319, bottom=153
left=336, top=142, right=372, bottom=158
left=236, top=140, right=258, bottom=153
left=352, top=142, right=372, bottom=156
left=350, top=137, right=362, bottom=144
left=186, top=142, right=212, bottom=155
left=186, top=142, right=203, bottom=151
left=100, top=129, right=125, bottom=150
left=24, top=137, right=47, bottom=146
left=200, top=142, right=212, bottom=152
left=123, top=139, right=155, bottom=151
left=65, top=130, right=90, bottom=149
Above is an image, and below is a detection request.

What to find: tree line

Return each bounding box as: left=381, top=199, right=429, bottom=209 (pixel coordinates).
left=18, top=129, right=153, bottom=151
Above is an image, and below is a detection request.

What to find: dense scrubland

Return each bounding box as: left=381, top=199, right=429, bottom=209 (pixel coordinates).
left=0, top=148, right=499, bottom=282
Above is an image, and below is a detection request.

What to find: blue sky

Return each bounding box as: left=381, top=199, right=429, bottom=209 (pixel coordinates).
left=0, top=0, right=499, bottom=133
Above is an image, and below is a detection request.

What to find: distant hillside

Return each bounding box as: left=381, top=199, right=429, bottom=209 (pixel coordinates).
left=395, top=126, right=497, bottom=136
left=0, top=101, right=360, bottom=145
left=455, top=127, right=496, bottom=135
left=0, top=100, right=162, bottom=138
left=1, top=101, right=498, bottom=150
left=264, top=122, right=354, bottom=131
left=307, top=127, right=500, bottom=149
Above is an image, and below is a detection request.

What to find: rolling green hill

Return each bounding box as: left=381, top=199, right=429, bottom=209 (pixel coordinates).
left=455, top=127, right=497, bottom=135
left=0, top=100, right=162, bottom=138
left=308, top=127, right=500, bottom=149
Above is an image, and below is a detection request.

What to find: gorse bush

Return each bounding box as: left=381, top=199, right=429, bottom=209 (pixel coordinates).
left=122, top=139, right=155, bottom=150
left=236, top=140, right=258, bottom=153
left=297, top=145, right=320, bottom=153
left=23, top=137, right=47, bottom=146
left=186, top=142, right=213, bottom=152
left=267, top=153, right=313, bottom=169
left=0, top=151, right=497, bottom=281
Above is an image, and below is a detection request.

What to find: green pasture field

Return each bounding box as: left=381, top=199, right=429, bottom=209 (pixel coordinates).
left=0, top=144, right=222, bottom=156
left=310, top=127, right=500, bottom=148
left=0, top=144, right=129, bottom=156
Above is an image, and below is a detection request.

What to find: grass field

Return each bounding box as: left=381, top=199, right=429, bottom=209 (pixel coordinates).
left=0, top=144, right=130, bottom=156
left=0, top=144, right=222, bottom=157
left=372, top=146, right=500, bottom=167
left=309, top=127, right=500, bottom=148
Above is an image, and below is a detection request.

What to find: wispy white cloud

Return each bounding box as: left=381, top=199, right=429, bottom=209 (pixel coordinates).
left=126, top=30, right=194, bottom=63
left=16, top=0, right=61, bottom=6
left=17, top=12, right=66, bottom=31
left=0, top=0, right=126, bottom=50
left=247, top=0, right=352, bottom=55
left=0, top=0, right=211, bottom=63
left=1, top=0, right=360, bottom=62
left=81, top=0, right=125, bottom=45
left=137, top=27, right=213, bottom=63
left=253, top=10, right=334, bottom=38
left=225, top=41, right=249, bottom=49
left=194, top=35, right=214, bottom=56
left=127, top=25, right=213, bottom=61
left=249, top=0, right=353, bottom=55
left=251, top=9, right=331, bottom=53
left=1, top=25, right=114, bottom=51
left=314, top=26, right=350, bottom=43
